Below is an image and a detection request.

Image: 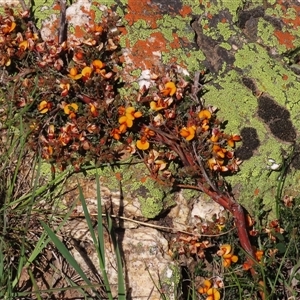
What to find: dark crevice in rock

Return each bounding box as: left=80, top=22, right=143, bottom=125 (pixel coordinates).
left=191, top=18, right=235, bottom=73
left=151, top=0, right=183, bottom=15
left=257, top=94, right=296, bottom=142
left=241, top=77, right=258, bottom=95
left=235, top=127, right=260, bottom=160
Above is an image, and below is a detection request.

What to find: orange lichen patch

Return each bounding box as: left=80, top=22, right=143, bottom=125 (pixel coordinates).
left=274, top=30, right=295, bottom=50
left=124, top=0, right=162, bottom=28
left=254, top=188, right=260, bottom=196
left=52, top=3, right=61, bottom=10
left=179, top=5, right=192, bottom=17
left=73, top=25, right=86, bottom=39
left=169, top=33, right=181, bottom=50
left=280, top=5, right=300, bottom=29
left=127, top=32, right=168, bottom=69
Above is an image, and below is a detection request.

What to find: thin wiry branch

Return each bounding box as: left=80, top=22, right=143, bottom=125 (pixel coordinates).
left=192, top=142, right=217, bottom=191
left=58, top=0, right=68, bottom=44
left=18, top=0, right=40, bottom=35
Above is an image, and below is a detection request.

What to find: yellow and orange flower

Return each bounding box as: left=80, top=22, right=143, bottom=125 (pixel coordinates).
left=199, top=109, right=212, bottom=119
left=136, top=136, right=150, bottom=150
left=89, top=103, right=98, bottom=117
left=59, top=82, right=71, bottom=97
left=38, top=100, right=52, bottom=114
left=42, top=145, right=53, bottom=160
left=63, top=103, right=78, bottom=118
left=217, top=244, right=238, bottom=267
left=92, top=59, right=105, bottom=75
left=212, top=145, right=227, bottom=158
left=19, top=40, right=29, bottom=51
left=81, top=66, right=93, bottom=81
left=198, top=280, right=211, bottom=294
left=198, top=280, right=221, bottom=300
left=180, top=126, right=196, bottom=141
left=161, top=82, right=176, bottom=96
left=206, top=287, right=221, bottom=300
left=111, top=128, right=121, bottom=140
left=227, top=134, right=241, bottom=148
left=118, top=106, right=142, bottom=129
left=68, top=67, right=82, bottom=80
left=2, top=20, right=16, bottom=34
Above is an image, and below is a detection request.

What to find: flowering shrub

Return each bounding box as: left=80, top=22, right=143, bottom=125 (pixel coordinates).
left=0, top=5, right=241, bottom=179
left=3, top=4, right=285, bottom=299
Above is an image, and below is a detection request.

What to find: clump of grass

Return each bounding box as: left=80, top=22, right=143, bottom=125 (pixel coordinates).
left=41, top=173, right=126, bottom=299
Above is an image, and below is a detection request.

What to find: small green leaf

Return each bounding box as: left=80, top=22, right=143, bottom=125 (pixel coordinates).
left=275, top=242, right=286, bottom=254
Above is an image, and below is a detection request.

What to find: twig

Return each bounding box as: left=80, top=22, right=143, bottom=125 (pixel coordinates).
left=18, top=0, right=40, bottom=36
left=190, top=71, right=203, bottom=107
left=192, top=141, right=217, bottom=191
left=58, top=0, right=67, bottom=44
left=70, top=213, right=235, bottom=238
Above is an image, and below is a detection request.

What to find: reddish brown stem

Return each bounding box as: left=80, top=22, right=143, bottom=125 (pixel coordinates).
left=152, top=128, right=257, bottom=271
left=200, top=182, right=257, bottom=273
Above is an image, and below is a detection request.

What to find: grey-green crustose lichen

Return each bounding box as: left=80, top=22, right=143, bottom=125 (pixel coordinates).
left=90, top=161, right=174, bottom=219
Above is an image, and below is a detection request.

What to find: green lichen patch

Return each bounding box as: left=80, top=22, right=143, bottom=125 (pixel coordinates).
left=87, top=161, right=175, bottom=219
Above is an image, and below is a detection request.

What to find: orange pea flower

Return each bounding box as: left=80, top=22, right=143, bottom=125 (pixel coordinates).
left=64, top=103, right=78, bottom=118
left=2, top=21, right=16, bottom=34
left=212, top=145, right=227, bottom=158
left=89, top=103, right=98, bottom=117
left=118, top=107, right=142, bottom=128
left=198, top=280, right=221, bottom=300
left=81, top=66, right=92, bottom=81
left=227, top=134, right=242, bottom=148
left=150, top=99, right=166, bottom=111
left=59, top=82, right=71, bottom=97
left=19, top=40, right=29, bottom=51
left=180, top=126, right=196, bottom=141
left=161, top=82, right=176, bottom=96
left=68, top=67, right=82, bottom=80
left=110, top=128, right=121, bottom=140
left=93, top=24, right=103, bottom=33
left=38, top=100, right=52, bottom=113
left=206, top=288, right=221, bottom=300
left=136, top=136, right=150, bottom=150
left=217, top=244, right=238, bottom=267
left=255, top=249, right=264, bottom=262
left=199, top=109, right=212, bottom=119
left=92, top=59, right=106, bottom=75
left=198, top=280, right=211, bottom=294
